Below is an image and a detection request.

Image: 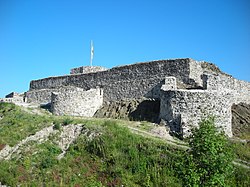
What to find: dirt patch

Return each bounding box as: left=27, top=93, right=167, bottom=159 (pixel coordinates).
left=0, top=144, right=6, bottom=151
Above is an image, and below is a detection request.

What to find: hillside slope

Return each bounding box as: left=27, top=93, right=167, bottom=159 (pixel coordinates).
left=0, top=103, right=249, bottom=186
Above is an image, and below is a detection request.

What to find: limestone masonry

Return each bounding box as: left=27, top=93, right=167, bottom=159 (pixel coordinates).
left=2, top=58, right=250, bottom=137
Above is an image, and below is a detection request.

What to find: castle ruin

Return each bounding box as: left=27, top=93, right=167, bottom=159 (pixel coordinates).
left=3, top=58, right=250, bottom=137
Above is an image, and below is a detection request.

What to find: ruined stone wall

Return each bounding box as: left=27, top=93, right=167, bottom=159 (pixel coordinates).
left=161, top=77, right=177, bottom=91
left=160, top=89, right=234, bottom=137
left=0, top=97, right=23, bottom=103
left=51, top=87, right=103, bottom=117
left=189, top=59, right=203, bottom=87
left=29, top=58, right=203, bottom=102
left=203, top=73, right=250, bottom=104
left=0, top=93, right=23, bottom=103
left=26, top=88, right=59, bottom=104
left=5, top=92, right=20, bottom=98
left=70, top=66, right=108, bottom=74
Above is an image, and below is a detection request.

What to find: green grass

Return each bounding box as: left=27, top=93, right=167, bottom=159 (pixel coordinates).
left=232, top=141, right=250, bottom=163
left=0, top=102, right=54, bottom=146
left=0, top=102, right=249, bottom=186
left=230, top=127, right=250, bottom=164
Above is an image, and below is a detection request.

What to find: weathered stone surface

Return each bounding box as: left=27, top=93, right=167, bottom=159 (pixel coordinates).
left=56, top=124, right=84, bottom=159
left=0, top=123, right=87, bottom=161
left=29, top=58, right=203, bottom=102
left=0, top=92, right=24, bottom=103
left=160, top=89, right=234, bottom=137
left=200, top=61, right=226, bottom=75
left=202, top=73, right=250, bottom=104
left=158, top=71, right=250, bottom=138
left=70, top=66, right=108, bottom=74
left=51, top=87, right=103, bottom=117
left=161, top=77, right=177, bottom=91
left=0, top=126, right=55, bottom=160
left=5, top=92, right=20, bottom=98
left=26, top=88, right=59, bottom=104
left=0, top=182, right=9, bottom=187
left=232, top=103, right=250, bottom=137
left=23, top=58, right=250, bottom=138
left=94, top=98, right=160, bottom=122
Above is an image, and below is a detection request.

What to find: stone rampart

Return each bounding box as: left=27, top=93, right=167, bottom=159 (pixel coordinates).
left=29, top=58, right=203, bottom=102
left=160, top=89, right=234, bottom=137
left=203, top=73, right=250, bottom=104
left=51, top=87, right=103, bottom=117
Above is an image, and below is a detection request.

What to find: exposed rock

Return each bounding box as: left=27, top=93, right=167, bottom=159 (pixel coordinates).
left=0, top=126, right=55, bottom=160
left=200, top=61, right=226, bottom=75
left=94, top=98, right=160, bottom=122
left=56, top=124, right=84, bottom=159
left=0, top=121, right=100, bottom=161
left=232, top=103, right=250, bottom=138
left=0, top=182, right=9, bottom=187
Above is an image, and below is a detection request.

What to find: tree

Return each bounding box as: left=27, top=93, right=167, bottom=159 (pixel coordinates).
left=177, top=118, right=234, bottom=187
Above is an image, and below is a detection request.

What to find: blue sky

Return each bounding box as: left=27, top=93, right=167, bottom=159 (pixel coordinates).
left=0, top=0, right=249, bottom=97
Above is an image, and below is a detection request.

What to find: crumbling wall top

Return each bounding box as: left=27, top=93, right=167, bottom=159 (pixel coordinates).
left=70, top=66, right=108, bottom=75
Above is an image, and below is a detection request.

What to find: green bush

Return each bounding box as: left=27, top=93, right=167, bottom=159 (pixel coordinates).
left=176, top=118, right=234, bottom=186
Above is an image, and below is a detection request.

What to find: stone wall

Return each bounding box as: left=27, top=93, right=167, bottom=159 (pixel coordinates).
left=161, top=77, right=177, bottom=91
left=5, top=92, right=20, bottom=98
left=189, top=59, right=203, bottom=87
left=26, top=88, right=59, bottom=104
left=0, top=92, right=24, bottom=103
left=12, top=58, right=250, bottom=139
left=160, top=89, right=234, bottom=137
left=51, top=87, right=103, bottom=117
left=202, top=73, right=250, bottom=104
left=0, top=97, right=23, bottom=103
left=29, top=58, right=203, bottom=102
left=70, top=66, right=108, bottom=74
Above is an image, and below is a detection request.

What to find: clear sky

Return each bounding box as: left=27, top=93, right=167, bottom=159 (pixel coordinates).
left=0, top=0, right=249, bottom=97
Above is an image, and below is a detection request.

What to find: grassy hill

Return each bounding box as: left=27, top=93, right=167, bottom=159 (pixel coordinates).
left=0, top=102, right=249, bottom=186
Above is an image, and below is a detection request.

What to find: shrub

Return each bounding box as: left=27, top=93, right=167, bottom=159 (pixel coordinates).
left=176, top=118, right=234, bottom=186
